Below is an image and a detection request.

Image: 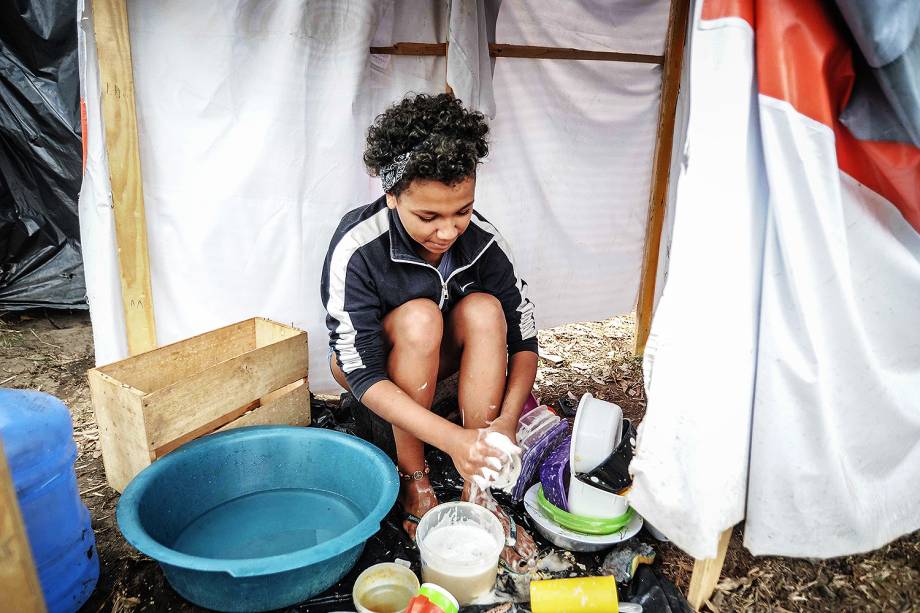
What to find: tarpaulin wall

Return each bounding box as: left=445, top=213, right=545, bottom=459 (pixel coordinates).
left=77, top=0, right=669, bottom=393
left=634, top=0, right=920, bottom=559
left=0, top=1, right=85, bottom=310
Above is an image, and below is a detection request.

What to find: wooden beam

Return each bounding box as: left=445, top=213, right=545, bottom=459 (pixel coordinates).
left=633, top=0, right=691, bottom=356
left=371, top=42, right=446, bottom=56
left=0, top=441, right=47, bottom=613
left=92, top=0, right=157, bottom=356
left=688, top=527, right=733, bottom=610
left=371, top=42, right=663, bottom=65
left=490, top=43, right=663, bottom=64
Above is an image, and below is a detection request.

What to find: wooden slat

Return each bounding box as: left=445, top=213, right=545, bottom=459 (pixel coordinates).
left=0, top=441, right=46, bottom=613
left=688, top=527, right=733, bottom=610
left=156, top=379, right=310, bottom=456
left=489, top=43, right=662, bottom=64
left=633, top=0, right=691, bottom=356
left=371, top=42, right=663, bottom=64
left=219, top=380, right=311, bottom=431
left=98, top=320, right=256, bottom=393
left=88, top=369, right=153, bottom=492
left=372, top=42, right=446, bottom=56
left=92, top=0, right=157, bottom=356
left=254, top=318, right=302, bottom=348
left=143, top=333, right=308, bottom=450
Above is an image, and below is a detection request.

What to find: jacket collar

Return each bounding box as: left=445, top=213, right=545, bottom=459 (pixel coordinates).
left=387, top=200, right=494, bottom=269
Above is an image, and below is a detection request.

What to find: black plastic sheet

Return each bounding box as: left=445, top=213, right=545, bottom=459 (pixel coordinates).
left=626, top=566, right=693, bottom=613
left=0, top=1, right=85, bottom=310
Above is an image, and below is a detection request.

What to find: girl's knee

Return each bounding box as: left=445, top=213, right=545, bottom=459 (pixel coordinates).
left=388, top=299, right=443, bottom=354
left=455, top=293, right=506, bottom=336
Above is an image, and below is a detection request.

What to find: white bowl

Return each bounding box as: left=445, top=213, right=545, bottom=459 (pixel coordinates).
left=523, top=483, right=643, bottom=552
left=570, top=393, right=623, bottom=474
left=567, top=475, right=629, bottom=519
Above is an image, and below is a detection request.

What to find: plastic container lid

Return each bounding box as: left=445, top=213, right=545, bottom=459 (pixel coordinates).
left=516, top=405, right=561, bottom=453
left=419, top=583, right=459, bottom=613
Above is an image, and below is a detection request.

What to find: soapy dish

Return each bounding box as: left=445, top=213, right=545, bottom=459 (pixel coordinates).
left=524, top=484, right=642, bottom=552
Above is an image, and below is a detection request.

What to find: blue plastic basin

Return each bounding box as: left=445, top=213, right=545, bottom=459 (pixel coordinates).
left=117, top=426, right=398, bottom=612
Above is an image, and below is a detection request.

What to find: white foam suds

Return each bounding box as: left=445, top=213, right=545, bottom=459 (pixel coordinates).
left=478, top=432, right=522, bottom=493
left=422, top=524, right=499, bottom=565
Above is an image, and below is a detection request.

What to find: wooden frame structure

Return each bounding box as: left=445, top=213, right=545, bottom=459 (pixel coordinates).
left=90, top=0, right=726, bottom=606
left=634, top=0, right=691, bottom=356
left=92, top=0, right=157, bottom=356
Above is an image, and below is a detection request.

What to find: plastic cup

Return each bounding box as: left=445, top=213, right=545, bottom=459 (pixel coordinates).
left=415, top=502, right=504, bottom=605
left=530, top=576, right=618, bottom=613
left=352, top=562, right=420, bottom=613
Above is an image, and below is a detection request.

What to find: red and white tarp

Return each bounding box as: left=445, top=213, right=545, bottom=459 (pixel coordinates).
left=634, top=0, right=920, bottom=558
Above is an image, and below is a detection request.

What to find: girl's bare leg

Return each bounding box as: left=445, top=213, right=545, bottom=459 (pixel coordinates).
left=443, top=293, right=538, bottom=571
left=333, top=298, right=443, bottom=538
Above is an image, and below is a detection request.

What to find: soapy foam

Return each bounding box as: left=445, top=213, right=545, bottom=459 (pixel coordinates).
left=479, top=432, right=522, bottom=493
left=422, top=524, right=499, bottom=566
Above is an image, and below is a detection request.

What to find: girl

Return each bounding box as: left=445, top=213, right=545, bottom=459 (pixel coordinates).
left=321, top=93, right=537, bottom=570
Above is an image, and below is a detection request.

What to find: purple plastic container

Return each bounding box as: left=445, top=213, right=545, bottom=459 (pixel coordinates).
left=539, top=435, right=572, bottom=511
left=512, top=420, right=569, bottom=502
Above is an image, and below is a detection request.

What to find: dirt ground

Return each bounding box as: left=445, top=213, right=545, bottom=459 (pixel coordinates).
left=1, top=311, right=917, bottom=612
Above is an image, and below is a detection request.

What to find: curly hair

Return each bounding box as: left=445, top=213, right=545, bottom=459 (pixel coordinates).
left=364, top=93, right=489, bottom=195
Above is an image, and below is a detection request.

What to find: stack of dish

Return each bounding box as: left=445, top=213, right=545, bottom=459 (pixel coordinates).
left=524, top=394, right=642, bottom=552
left=511, top=404, right=569, bottom=502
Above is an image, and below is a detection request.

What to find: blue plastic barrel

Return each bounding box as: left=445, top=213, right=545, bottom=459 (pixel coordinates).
left=0, top=389, right=99, bottom=612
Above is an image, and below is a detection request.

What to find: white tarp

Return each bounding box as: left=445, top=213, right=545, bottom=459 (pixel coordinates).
left=634, top=1, right=920, bottom=559
left=630, top=4, right=765, bottom=559
left=78, top=0, right=669, bottom=394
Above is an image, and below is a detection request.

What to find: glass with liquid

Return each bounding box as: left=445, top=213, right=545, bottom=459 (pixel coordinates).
left=353, top=562, right=420, bottom=613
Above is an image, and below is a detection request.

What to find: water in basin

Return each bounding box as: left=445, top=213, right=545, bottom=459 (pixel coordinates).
left=172, top=488, right=363, bottom=559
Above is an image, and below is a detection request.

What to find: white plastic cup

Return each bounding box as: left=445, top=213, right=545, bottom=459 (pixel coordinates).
left=352, top=562, right=420, bottom=613
left=415, top=502, right=504, bottom=605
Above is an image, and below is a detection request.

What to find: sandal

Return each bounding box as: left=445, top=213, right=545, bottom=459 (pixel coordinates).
left=497, top=511, right=536, bottom=574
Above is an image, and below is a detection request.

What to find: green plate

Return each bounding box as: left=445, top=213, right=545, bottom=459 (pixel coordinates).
left=537, top=486, right=635, bottom=535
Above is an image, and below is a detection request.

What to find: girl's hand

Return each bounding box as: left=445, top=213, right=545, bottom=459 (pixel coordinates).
left=487, top=414, right=519, bottom=447
left=447, top=428, right=506, bottom=484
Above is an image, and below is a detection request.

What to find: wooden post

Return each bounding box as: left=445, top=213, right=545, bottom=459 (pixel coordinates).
left=92, top=0, right=158, bottom=356
left=688, top=526, right=732, bottom=610
left=0, top=440, right=47, bottom=613
left=633, top=0, right=691, bottom=355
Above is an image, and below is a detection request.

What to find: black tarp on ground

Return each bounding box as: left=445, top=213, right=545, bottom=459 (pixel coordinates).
left=0, top=1, right=85, bottom=310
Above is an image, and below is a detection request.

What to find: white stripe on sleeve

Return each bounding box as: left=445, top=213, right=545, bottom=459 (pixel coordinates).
left=326, top=209, right=390, bottom=372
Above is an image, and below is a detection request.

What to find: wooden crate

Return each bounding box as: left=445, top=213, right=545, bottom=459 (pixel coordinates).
left=88, top=318, right=310, bottom=492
